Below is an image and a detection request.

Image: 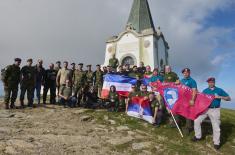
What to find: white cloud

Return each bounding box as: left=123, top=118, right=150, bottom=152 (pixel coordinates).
left=0, top=0, right=234, bottom=78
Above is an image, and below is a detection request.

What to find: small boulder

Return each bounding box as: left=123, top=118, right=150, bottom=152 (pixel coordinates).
left=80, top=115, right=92, bottom=122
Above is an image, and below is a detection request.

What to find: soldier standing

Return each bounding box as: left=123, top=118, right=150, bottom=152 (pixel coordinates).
left=54, top=61, right=62, bottom=74
left=56, top=61, right=71, bottom=92
left=109, top=54, right=119, bottom=71
left=138, top=61, right=146, bottom=74
left=85, top=65, right=94, bottom=86
left=128, top=66, right=141, bottom=78
left=2, top=58, right=21, bottom=109
left=72, top=63, right=86, bottom=106
left=20, top=59, right=36, bottom=108
left=163, top=65, right=179, bottom=83
left=55, top=61, right=62, bottom=99
left=163, top=65, right=180, bottom=128
left=93, top=64, right=104, bottom=98
left=43, top=63, right=57, bottom=104
left=34, top=59, right=45, bottom=104
left=180, top=68, right=198, bottom=135
left=70, top=63, right=76, bottom=77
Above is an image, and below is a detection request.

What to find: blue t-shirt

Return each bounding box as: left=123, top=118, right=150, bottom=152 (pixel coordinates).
left=181, top=77, right=197, bottom=89
left=150, top=75, right=164, bottom=83
left=203, top=87, right=229, bottom=108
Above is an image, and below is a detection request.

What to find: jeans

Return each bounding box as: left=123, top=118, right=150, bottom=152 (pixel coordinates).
left=34, top=82, right=42, bottom=103
left=59, top=97, right=77, bottom=107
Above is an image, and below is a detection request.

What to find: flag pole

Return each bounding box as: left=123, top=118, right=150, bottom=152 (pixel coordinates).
left=170, top=110, right=184, bottom=138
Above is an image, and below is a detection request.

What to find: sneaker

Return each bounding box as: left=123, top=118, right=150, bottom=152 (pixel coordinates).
left=191, top=136, right=202, bottom=142
left=214, top=144, right=220, bottom=150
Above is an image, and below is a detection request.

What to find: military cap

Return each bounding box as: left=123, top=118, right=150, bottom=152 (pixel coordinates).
left=182, top=68, right=191, bottom=73
left=14, top=58, right=21, bottom=62
left=71, top=63, right=75, bottom=65
left=96, top=64, right=101, bottom=67
left=27, top=58, right=33, bottom=62
left=86, top=64, right=92, bottom=67
left=207, top=77, right=215, bottom=82
left=78, top=63, right=83, bottom=66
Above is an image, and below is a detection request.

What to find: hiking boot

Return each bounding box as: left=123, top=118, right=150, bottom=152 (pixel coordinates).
left=5, top=103, right=9, bottom=110
left=191, top=136, right=202, bottom=142
left=10, top=103, right=15, bottom=109
left=214, top=144, right=220, bottom=150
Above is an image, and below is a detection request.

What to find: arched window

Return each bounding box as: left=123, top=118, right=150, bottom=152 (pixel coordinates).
left=122, top=56, right=135, bottom=66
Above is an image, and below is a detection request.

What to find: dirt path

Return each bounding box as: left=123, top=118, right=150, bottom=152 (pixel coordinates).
left=0, top=100, right=234, bottom=155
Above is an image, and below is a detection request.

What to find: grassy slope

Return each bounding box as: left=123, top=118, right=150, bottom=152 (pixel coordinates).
left=86, top=109, right=235, bottom=155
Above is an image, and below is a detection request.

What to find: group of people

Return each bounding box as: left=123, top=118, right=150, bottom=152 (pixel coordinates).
left=1, top=57, right=231, bottom=150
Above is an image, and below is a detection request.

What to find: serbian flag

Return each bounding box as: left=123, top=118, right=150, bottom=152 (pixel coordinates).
left=101, top=74, right=136, bottom=99
left=127, top=97, right=153, bottom=124
left=150, top=82, right=215, bottom=120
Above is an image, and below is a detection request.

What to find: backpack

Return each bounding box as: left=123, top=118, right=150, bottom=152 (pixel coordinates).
left=1, top=66, right=10, bottom=82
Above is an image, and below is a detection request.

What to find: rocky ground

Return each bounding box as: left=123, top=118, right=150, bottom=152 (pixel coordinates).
left=0, top=99, right=235, bottom=155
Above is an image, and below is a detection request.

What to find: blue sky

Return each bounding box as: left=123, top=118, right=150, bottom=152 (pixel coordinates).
left=206, top=6, right=235, bottom=109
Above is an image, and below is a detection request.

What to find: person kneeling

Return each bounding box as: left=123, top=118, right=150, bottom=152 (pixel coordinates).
left=107, top=85, right=119, bottom=112
left=149, top=92, right=163, bottom=127
left=59, top=80, right=76, bottom=108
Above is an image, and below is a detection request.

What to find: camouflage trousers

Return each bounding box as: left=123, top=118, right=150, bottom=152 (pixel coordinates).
left=73, top=85, right=84, bottom=105
left=94, top=83, right=103, bottom=98
left=4, top=85, right=18, bottom=105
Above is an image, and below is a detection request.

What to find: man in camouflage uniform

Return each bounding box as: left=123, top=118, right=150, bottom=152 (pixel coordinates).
left=2, top=58, right=21, bottom=109
left=93, top=64, right=104, bottom=98
left=163, top=65, right=180, bottom=127
left=163, top=65, right=179, bottom=83
left=109, top=54, right=119, bottom=71
left=139, top=85, right=150, bottom=98
left=55, top=61, right=62, bottom=99
left=128, top=66, right=141, bottom=78
left=20, top=59, right=36, bottom=108
left=149, top=92, right=163, bottom=127
left=43, top=63, right=57, bottom=105
left=125, top=84, right=140, bottom=113
left=72, top=63, right=86, bottom=106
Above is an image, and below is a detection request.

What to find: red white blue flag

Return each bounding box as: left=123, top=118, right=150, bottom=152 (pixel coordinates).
left=127, top=97, right=153, bottom=124
left=101, top=74, right=150, bottom=99
left=101, top=74, right=136, bottom=98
